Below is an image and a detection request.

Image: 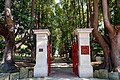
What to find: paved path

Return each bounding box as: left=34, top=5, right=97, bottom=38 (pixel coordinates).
left=47, top=67, right=108, bottom=80
left=20, top=58, right=108, bottom=80
left=20, top=65, right=108, bottom=80
left=49, top=67, right=78, bottom=78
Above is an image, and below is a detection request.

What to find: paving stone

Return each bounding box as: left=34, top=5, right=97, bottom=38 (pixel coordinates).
left=119, top=72, right=120, bottom=80
left=93, top=69, right=109, bottom=79
left=90, top=78, right=109, bottom=80
left=10, top=72, right=19, bottom=80
left=28, top=70, right=33, bottom=78
left=0, top=73, right=10, bottom=80
left=99, top=69, right=108, bottom=79
left=93, top=70, right=99, bottom=78
left=19, top=78, right=109, bottom=80
left=19, top=78, right=53, bottom=80
left=109, top=72, right=119, bottom=80
left=20, top=67, right=28, bottom=79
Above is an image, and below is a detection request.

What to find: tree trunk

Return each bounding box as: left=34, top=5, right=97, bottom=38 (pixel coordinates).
left=115, top=28, right=120, bottom=71
left=116, top=0, right=120, bottom=7
left=0, top=0, right=17, bottom=73
left=81, top=0, right=85, bottom=27
left=92, top=0, right=112, bottom=70
left=109, top=28, right=120, bottom=71
left=31, top=0, right=36, bottom=61
left=78, top=0, right=82, bottom=27
left=102, top=0, right=120, bottom=71
left=87, top=0, right=90, bottom=28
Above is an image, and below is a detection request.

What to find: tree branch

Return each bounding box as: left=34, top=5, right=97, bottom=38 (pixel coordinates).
left=15, top=31, right=30, bottom=49
left=15, top=27, right=20, bottom=37
left=15, top=0, right=35, bottom=49
left=92, top=0, right=112, bottom=70
left=102, top=0, right=115, bottom=33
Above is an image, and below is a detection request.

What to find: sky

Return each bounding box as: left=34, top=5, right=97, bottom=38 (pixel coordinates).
left=56, top=0, right=60, bottom=3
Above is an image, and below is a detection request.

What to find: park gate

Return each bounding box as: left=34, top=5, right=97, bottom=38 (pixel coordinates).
left=72, top=39, right=79, bottom=76
left=33, top=28, right=93, bottom=78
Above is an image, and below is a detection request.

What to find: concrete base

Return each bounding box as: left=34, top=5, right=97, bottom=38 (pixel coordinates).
left=78, top=65, right=93, bottom=78
left=34, top=65, right=48, bottom=77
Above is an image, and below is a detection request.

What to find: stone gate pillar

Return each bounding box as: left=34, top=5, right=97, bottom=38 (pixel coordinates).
left=33, top=29, right=50, bottom=77
left=75, top=28, right=93, bottom=78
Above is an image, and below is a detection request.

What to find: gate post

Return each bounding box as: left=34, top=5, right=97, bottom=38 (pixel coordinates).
left=75, top=28, right=93, bottom=78
left=33, top=29, right=50, bottom=77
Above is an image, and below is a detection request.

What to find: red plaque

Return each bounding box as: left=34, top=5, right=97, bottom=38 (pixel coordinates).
left=81, top=46, right=89, bottom=54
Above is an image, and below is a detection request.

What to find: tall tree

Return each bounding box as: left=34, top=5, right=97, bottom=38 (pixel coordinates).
left=102, top=0, right=120, bottom=71
left=92, top=0, right=120, bottom=71
left=92, top=0, right=112, bottom=70
left=0, top=0, right=17, bottom=72
left=0, top=0, right=36, bottom=72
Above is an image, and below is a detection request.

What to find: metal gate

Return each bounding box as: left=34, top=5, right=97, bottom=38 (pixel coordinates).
left=48, top=42, right=51, bottom=76
left=72, top=39, right=79, bottom=76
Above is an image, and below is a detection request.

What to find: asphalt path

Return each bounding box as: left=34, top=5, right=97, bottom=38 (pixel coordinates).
left=49, top=67, right=79, bottom=79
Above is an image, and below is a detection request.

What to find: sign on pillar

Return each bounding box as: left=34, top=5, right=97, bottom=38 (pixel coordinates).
left=33, top=29, right=50, bottom=77
left=75, top=28, right=93, bottom=78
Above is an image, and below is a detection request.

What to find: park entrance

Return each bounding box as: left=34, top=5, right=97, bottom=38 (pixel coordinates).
left=33, top=28, right=93, bottom=78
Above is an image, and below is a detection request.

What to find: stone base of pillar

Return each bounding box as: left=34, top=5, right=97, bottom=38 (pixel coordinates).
left=78, top=65, right=93, bottom=78
left=34, top=65, right=48, bottom=77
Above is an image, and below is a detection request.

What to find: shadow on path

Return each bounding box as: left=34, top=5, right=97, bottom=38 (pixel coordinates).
left=49, top=67, right=79, bottom=79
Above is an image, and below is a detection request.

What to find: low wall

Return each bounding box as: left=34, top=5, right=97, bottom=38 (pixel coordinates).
left=0, top=67, right=33, bottom=80
left=94, top=69, right=120, bottom=80
left=0, top=68, right=120, bottom=80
